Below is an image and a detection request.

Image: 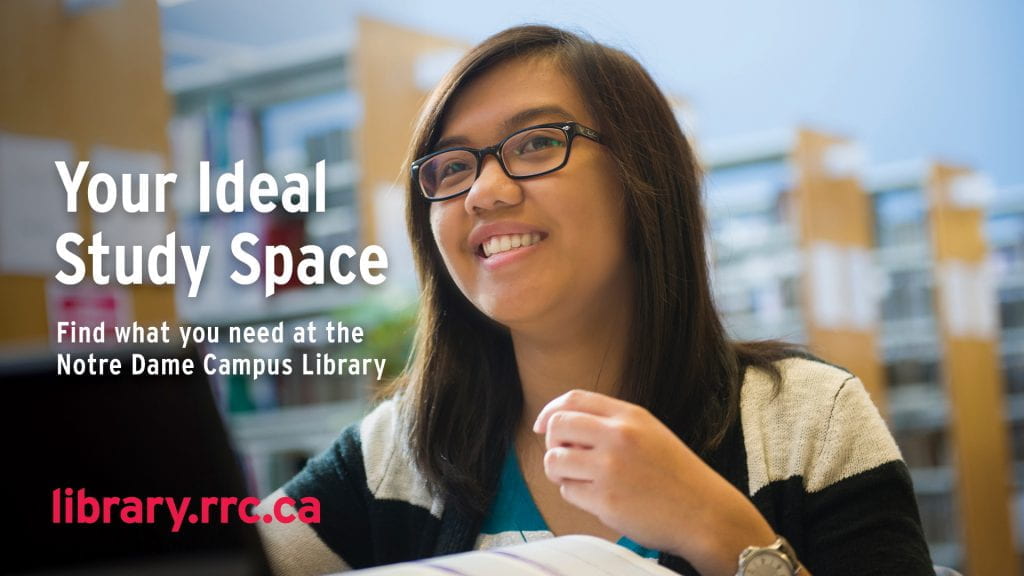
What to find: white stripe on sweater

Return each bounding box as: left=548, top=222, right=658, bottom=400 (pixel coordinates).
left=360, top=399, right=445, bottom=518
left=740, top=358, right=902, bottom=496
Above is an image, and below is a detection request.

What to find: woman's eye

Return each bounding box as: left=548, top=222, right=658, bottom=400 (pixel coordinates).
left=515, top=135, right=564, bottom=155
left=440, top=160, right=471, bottom=180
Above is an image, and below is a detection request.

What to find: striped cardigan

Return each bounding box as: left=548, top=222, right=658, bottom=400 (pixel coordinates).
left=256, top=357, right=934, bottom=575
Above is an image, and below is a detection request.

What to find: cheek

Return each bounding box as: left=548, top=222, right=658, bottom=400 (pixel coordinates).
left=581, top=172, right=629, bottom=244
left=429, top=205, right=463, bottom=272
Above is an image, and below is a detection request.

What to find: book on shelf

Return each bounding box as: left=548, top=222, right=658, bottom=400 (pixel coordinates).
left=342, top=535, right=676, bottom=576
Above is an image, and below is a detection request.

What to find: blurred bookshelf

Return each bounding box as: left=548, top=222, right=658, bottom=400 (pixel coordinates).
left=164, top=17, right=464, bottom=497
left=166, top=35, right=374, bottom=496
left=866, top=161, right=961, bottom=567
left=169, top=47, right=364, bottom=322
left=701, top=128, right=885, bottom=407
left=700, top=126, right=1021, bottom=572
left=701, top=130, right=806, bottom=346
left=862, top=166, right=1024, bottom=572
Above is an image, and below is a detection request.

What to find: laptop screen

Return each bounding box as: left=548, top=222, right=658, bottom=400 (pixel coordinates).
left=6, top=346, right=271, bottom=576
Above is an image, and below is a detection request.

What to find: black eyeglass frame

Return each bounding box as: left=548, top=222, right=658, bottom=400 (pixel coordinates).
left=411, top=121, right=603, bottom=202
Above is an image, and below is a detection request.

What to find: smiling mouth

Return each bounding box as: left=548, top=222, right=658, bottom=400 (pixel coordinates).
left=480, top=233, right=543, bottom=258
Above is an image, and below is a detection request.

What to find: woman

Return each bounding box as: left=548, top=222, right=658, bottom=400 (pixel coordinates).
left=257, top=25, right=933, bottom=576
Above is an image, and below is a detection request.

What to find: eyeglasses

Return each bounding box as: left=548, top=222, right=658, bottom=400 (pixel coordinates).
left=412, top=121, right=603, bottom=201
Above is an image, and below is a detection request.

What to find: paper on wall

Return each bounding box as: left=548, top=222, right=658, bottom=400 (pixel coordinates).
left=0, top=132, right=78, bottom=275
left=938, top=262, right=970, bottom=337
left=847, top=247, right=877, bottom=330
left=822, top=141, right=867, bottom=179
left=808, top=243, right=881, bottom=331
left=938, top=260, right=999, bottom=339
left=46, top=280, right=132, bottom=349
left=972, top=260, right=999, bottom=338
left=414, top=49, right=465, bottom=92
left=809, top=242, right=845, bottom=329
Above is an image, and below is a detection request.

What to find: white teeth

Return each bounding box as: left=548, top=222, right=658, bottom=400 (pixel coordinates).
left=481, top=233, right=541, bottom=257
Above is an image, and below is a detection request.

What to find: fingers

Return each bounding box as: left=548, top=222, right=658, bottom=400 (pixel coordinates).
left=533, top=389, right=637, bottom=433
left=543, top=446, right=597, bottom=483
left=558, top=479, right=596, bottom=511
left=544, top=410, right=606, bottom=449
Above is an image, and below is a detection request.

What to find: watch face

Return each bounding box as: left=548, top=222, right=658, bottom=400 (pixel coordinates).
left=743, top=550, right=794, bottom=576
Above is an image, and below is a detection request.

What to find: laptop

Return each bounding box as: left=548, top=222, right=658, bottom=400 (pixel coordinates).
left=5, top=345, right=272, bottom=576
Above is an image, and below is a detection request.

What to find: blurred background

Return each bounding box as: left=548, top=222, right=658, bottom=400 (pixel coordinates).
left=1, top=1, right=1022, bottom=574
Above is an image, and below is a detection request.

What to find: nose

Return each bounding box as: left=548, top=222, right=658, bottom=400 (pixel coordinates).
left=463, top=155, right=523, bottom=215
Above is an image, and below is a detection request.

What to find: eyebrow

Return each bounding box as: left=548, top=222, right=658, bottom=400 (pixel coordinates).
left=433, top=105, right=577, bottom=151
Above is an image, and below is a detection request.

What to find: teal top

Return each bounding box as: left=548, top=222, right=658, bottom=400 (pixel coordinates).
left=479, top=449, right=660, bottom=559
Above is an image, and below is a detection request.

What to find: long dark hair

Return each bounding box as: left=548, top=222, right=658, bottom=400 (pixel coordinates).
left=388, top=25, right=791, bottom=516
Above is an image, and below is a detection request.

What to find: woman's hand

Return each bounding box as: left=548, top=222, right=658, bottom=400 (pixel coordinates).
left=533, top=389, right=780, bottom=576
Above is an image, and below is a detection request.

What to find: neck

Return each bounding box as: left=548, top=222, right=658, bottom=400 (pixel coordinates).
left=511, top=306, right=632, bottom=436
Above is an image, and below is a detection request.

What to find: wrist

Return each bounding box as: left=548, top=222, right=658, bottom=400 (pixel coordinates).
left=661, top=467, right=778, bottom=574
left=675, top=513, right=777, bottom=576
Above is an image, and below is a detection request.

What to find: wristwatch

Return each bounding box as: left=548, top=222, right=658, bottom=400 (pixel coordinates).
left=736, top=536, right=800, bottom=576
